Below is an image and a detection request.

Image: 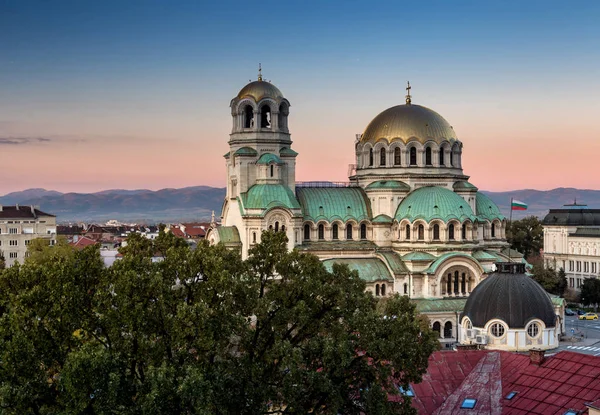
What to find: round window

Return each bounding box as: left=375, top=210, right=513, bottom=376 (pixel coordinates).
left=490, top=322, right=505, bottom=338
left=527, top=322, right=540, bottom=338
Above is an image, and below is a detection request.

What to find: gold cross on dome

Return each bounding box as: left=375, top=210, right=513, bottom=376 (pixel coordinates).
left=258, top=63, right=263, bottom=81
left=406, top=81, right=412, bottom=105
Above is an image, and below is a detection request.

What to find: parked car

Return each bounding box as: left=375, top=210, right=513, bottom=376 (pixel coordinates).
left=565, top=308, right=575, bottom=316
left=577, top=309, right=586, bottom=315
left=579, top=313, right=599, bottom=320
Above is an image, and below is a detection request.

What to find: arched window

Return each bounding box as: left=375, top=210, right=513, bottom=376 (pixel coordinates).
left=244, top=105, right=254, bottom=128
left=462, top=224, right=466, bottom=240
left=449, top=224, right=455, bottom=240
left=439, top=148, right=445, bottom=166
left=461, top=273, right=466, bottom=293
left=425, top=147, right=432, bottom=165
left=346, top=224, right=353, bottom=240
left=432, top=322, right=441, bottom=338
left=360, top=223, right=367, bottom=240
left=318, top=224, right=324, bottom=240
left=450, top=151, right=454, bottom=167
left=418, top=224, right=424, bottom=240
left=281, top=225, right=285, bottom=232
left=490, top=322, right=505, bottom=338
left=381, top=283, right=386, bottom=296
left=260, top=104, right=271, bottom=128
left=380, top=148, right=386, bottom=166
left=405, top=224, right=410, bottom=240
left=304, top=224, right=310, bottom=240
left=446, top=274, right=451, bottom=295
left=454, top=271, right=459, bottom=293
left=270, top=165, right=274, bottom=177
left=252, top=232, right=257, bottom=243
left=463, top=318, right=472, bottom=330
left=444, top=322, right=453, bottom=338
left=433, top=224, right=440, bottom=240
left=410, top=147, right=417, bottom=166
left=332, top=224, right=338, bottom=240
left=375, top=284, right=380, bottom=296
left=491, top=223, right=496, bottom=238
left=369, top=149, right=374, bottom=166
left=274, top=221, right=279, bottom=232
left=278, top=103, right=288, bottom=130
left=394, top=147, right=401, bottom=165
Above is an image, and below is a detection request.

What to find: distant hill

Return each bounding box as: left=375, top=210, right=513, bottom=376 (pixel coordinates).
left=1, top=186, right=598, bottom=224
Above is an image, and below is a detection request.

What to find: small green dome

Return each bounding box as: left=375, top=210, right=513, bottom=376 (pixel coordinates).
left=395, top=186, right=476, bottom=223
left=475, top=192, right=505, bottom=221
left=365, top=180, right=410, bottom=191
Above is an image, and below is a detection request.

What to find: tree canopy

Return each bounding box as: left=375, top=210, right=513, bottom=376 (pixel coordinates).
left=507, top=216, right=544, bottom=260
left=0, top=230, right=438, bottom=414
left=580, top=278, right=600, bottom=312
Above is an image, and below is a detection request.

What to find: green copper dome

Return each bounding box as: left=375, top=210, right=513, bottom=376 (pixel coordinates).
left=475, top=192, right=505, bottom=221
left=394, top=186, right=476, bottom=223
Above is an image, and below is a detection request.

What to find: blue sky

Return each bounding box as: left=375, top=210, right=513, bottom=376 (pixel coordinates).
left=1, top=0, right=599, bottom=192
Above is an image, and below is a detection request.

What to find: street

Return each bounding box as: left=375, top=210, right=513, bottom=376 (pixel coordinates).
left=556, top=315, right=600, bottom=355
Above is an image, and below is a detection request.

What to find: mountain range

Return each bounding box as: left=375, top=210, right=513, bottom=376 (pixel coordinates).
left=0, top=186, right=598, bottom=224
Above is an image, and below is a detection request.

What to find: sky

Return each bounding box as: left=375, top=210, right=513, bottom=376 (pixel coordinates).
left=1, top=0, right=599, bottom=194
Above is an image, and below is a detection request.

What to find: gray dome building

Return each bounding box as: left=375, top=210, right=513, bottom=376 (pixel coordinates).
left=460, top=263, right=559, bottom=351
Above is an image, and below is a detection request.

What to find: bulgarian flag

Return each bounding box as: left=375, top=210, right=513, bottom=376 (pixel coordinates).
left=511, top=199, right=528, bottom=211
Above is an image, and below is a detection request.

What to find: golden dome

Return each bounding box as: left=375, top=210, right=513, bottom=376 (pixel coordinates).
left=360, top=104, right=457, bottom=145
left=237, top=80, right=284, bottom=102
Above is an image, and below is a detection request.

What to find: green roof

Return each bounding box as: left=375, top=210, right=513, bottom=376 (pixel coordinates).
left=296, top=187, right=372, bottom=223
left=216, top=226, right=241, bottom=245
left=475, top=192, right=505, bottom=221
left=402, top=251, right=436, bottom=261
left=280, top=147, right=298, bottom=156
left=453, top=181, right=478, bottom=190
left=394, top=186, right=477, bottom=223
left=423, top=252, right=482, bottom=274
left=378, top=251, right=409, bottom=274
left=471, top=250, right=499, bottom=261
left=233, top=146, right=258, bottom=156
left=412, top=298, right=467, bottom=313
left=240, top=184, right=301, bottom=212
left=501, top=247, right=524, bottom=258
left=296, top=240, right=378, bottom=251
left=365, top=180, right=410, bottom=191
left=550, top=295, right=566, bottom=307
left=224, top=151, right=230, bottom=158
left=256, top=153, right=282, bottom=165
left=322, top=258, right=393, bottom=282
left=372, top=214, right=393, bottom=223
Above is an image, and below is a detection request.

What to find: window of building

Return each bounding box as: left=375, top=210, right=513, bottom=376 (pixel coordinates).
left=409, top=147, right=417, bottom=166
left=243, top=105, right=254, bottom=128
left=9, top=228, right=17, bottom=234
left=526, top=322, right=540, bottom=338
left=569, top=260, right=574, bottom=272
left=491, top=223, right=496, bottom=238
left=439, top=149, right=445, bottom=166
left=304, top=224, right=310, bottom=240
left=569, top=277, right=574, bottom=288
left=505, top=391, right=518, bottom=400
left=454, top=271, right=459, bottom=293
left=252, top=232, right=257, bottom=244
left=9, top=240, right=17, bottom=246
left=375, top=284, right=380, bottom=296
left=24, top=240, right=30, bottom=246
left=584, top=262, right=589, bottom=273
left=381, top=283, right=386, bottom=296
left=463, top=318, right=472, bottom=330
left=346, top=224, right=352, bottom=240
left=318, top=224, right=324, bottom=240
left=360, top=223, right=367, bottom=240
left=450, top=151, right=454, bottom=167
left=418, top=224, right=424, bottom=240
left=394, top=147, right=401, bottom=165
left=9, top=252, right=17, bottom=259
left=577, top=278, right=582, bottom=288
left=449, top=224, right=455, bottom=240
left=432, top=322, right=441, bottom=337
left=380, top=148, right=386, bottom=166
left=444, top=321, right=453, bottom=338
left=462, top=224, right=466, bottom=240
left=461, top=399, right=477, bottom=409
left=461, top=273, right=466, bottom=293
left=433, top=224, right=440, bottom=240
left=274, top=221, right=279, bottom=232
left=593, top=263, right=597, bottom=274
left=332, top=224, right=338, bottom=240
left=270, top=165, right=274, bottom=177
left=405, top=224, right=410, bottom=240
left=369, top=148, right=373, bottom=166
left=404, top=283, right=408, bottom=294
left=425, top=147, right=432, bottom=165
left=576, top=261, right=581, bottom=272
left=260, top=104, right=271, bottom=128
left=490, top=322, right=505, bottom=338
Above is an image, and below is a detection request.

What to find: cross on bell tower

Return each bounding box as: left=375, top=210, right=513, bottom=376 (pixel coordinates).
left=405, top=81, right=412, bottom=105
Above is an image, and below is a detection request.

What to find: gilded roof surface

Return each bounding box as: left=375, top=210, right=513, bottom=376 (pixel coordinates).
left=240, top=184, right=300, bottom=212
left=365, top=180, right=411, bottom=191
left=322, top=258, right=393, bottom=282
left=394, top=186, right=476, bottom=223
left=256, top=153, right=283, bottom=165
left=296, top=187, right=371, bottom=223
left=237, top=80, right=284, bottom=102
left=360, top=104, right=457, bottom=145
left=462, top=270, right=556, bottom=328
left=475, top=192, right=505, bottom=221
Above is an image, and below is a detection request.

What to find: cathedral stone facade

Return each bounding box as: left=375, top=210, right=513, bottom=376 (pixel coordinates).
left=207, top=73, right=550, bottom=347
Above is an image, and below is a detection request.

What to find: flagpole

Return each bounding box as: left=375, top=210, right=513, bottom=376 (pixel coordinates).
left=509, top=197, right=513, bottom=226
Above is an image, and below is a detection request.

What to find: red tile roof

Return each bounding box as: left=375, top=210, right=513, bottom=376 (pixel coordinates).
left=409, top=350, right=600, bottom=415
left=70, top=236, right=97, bottom=250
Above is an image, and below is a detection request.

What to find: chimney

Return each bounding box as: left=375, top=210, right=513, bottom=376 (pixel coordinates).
left=529, top=348, right=545, bottom=365
left=15, top=204, right=19, bottom=210
left=0, top=205, right=3, bottom=211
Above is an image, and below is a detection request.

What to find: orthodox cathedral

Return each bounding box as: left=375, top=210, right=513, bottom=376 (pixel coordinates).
left=207, top=69, right=563, bottom=350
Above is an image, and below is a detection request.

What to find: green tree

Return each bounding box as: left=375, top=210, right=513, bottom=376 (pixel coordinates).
left=507, top=216, right=543, bottom=260
left=580, top=278, right=600, bottom=312
left=528, top=257, right=567, bottom=297
left=0, top=231, right=438, bottom=414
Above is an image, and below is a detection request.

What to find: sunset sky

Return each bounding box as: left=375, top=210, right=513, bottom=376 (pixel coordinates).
left=1, top=0, right=599, bottom=194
